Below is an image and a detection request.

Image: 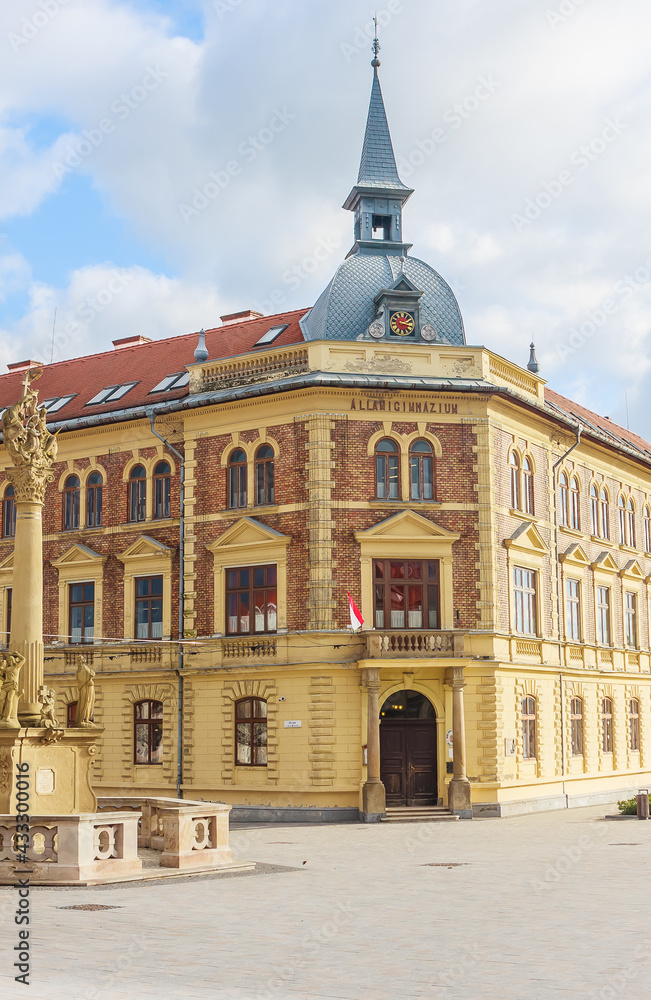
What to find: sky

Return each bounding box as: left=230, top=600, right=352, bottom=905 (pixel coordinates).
left=1, top=0, right=651, bottom=436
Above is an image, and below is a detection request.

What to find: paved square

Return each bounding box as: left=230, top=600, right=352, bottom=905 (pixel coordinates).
left=1, top=804, right=649, bottom=1000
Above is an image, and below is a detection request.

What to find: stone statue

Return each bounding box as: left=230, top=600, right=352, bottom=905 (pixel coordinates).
left=75, top=655, right=96, bottom=728
left=0, top=652, right=25, bottom=729
left=38, top=685, right=58, bottom=729
left=2, top=369, right=59, bottom=503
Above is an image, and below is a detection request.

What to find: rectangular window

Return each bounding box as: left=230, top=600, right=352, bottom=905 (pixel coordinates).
left=630, top=700, right=640, bottom=752
left=373, top=560, right=440, bottom=630
left=69, top=583, right=95, bottom=644
left=597, top=586, right=611, bottom=645
left=570, top=699, right=583, bottom=756
left=625, top=591, right=638, bottom=647
left=129, top=479, right=146, bottom=522
left=602, top=699, right=613, bottom=753
left=135, top=576, right=164, bottom=640
left=5, top=587, right=11, bottom=645
left=522, top=697, right=537, bottom=759
left=513, top=567, right=537, bottom=635
left=226, top=565, right=277, bottom=635
left=565, top=578, right=581, bottom=642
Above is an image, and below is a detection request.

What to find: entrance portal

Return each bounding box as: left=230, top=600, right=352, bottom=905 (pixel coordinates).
left=379, top=690, right=437, bottom=807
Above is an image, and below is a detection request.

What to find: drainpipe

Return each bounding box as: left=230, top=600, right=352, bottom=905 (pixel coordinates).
left=147, top=409, right=185, bottom=800
left=552, top=424, right=582, bottom=806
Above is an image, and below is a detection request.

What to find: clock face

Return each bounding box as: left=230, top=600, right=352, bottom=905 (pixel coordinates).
left=389, top=311, right=416, bottom=337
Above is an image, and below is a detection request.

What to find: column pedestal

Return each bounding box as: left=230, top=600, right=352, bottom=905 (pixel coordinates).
left=361, top=667, right=386, bottom=822
left=445, top=666, right=473, bottom=818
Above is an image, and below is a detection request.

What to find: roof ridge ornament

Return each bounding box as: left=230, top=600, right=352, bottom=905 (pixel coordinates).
left=527, top=342, right=540, bottom=374
left=194, top=329, right=209, bottom=363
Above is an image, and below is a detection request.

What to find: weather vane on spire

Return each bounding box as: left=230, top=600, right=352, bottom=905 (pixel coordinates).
left=372, top=13, right=381, bottom=68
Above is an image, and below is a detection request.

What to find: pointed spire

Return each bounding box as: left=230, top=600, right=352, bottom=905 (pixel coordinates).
left=356, top=48, right=409, bottom=192
left=194, top=329, right=208, bottom=363
left=527, top=342, right=540, bottom=374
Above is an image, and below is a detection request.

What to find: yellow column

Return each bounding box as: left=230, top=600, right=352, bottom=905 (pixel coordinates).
left=446, top=666, right=472, bottom=817
left=12, top=500, right=45, bottom=725
left=361, top=667, right=386, bottom=821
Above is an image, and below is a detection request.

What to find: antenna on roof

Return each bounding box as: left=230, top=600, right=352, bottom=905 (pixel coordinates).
left=50, top=307, right=57, bottom=364
left=625, top=389, right=630, bottom=430
left=371, top=13, right=381, bottom=68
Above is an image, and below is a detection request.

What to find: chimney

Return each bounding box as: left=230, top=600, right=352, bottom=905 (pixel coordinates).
left=7, top=360, right=42, bottom=372
left=220, top=310, right=263, bottom=326
left=112, top=335, right=153, bottom=350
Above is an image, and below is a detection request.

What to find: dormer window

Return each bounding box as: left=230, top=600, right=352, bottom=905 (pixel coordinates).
left=86, top=383, right=139, bottom=406
left=372, top=215, right=391, bottom=240
left=149, top=373, right=189, bottom=393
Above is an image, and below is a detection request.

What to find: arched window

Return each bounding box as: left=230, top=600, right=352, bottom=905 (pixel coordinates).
left=228, top=449, right=247, bottom=509
left=618, top=494, right=626, bottom=544
left=522, top=696, right=536, bottom=759
left=627, top=497, right=636, bottom=548
left=558, top=472, right=569, bottom=526
left=375, top=439, right=399, bottom=500
left=410, top=440, right=434, bottom=500
left=255, top=445, right=275, bottom=506
left=569, top=476, right=580, bottom=530
left=128, top=465, right=147, bottom=522
left=590, top=484, right=599, bottom=536
left=570, top=697, right=583, bottom=756
left=87, top=472, right=103, bottom=528
left=629, top=698, right=640, bottom=752
left=66, top=701, right=77, bottom=727
left=523, top=456, right=534, bottom=515
left=644, top=505, right=651, bottom=553
left=235, top=697, right=268, bottom=766
left=153, top=461, right=171, bottom=519
left=601, top=698, right=613, bottom=753
left=509, top=451, right=520, bottom=510
left=134, top=700, right=163, bottom=764
left=2, top=485, right=16, bottom=539
left=600, top=487, right=610, bottom=540
left=63, top=475, right=80, bottom=530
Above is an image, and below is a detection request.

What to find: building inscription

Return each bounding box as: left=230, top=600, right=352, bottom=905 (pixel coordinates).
left=350, top=398, right=459, bottom=414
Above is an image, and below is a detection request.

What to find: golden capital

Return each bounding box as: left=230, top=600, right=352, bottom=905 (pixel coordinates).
left=2, top=368, right=58, bottom=501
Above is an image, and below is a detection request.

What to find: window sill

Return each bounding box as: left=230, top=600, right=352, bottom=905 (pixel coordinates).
left=619, top=544, right=639, bottom=555
left=369, top=500, right=442, bottom=508
left=559, top=525, right=583, bottom=538
left=509, top=510, right=537, bottom=521
left=590, top=535, right=612, bottom=545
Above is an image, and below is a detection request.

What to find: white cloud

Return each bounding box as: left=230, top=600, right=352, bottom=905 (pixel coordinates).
left=2, top=0, right=651, bottom=434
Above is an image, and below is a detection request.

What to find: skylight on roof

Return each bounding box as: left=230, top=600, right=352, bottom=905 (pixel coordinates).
left=254, top=324, right=288, bottom=347
left=42, top=394, right=77, bottom=414
left=86, top=382, right=139, bottom=406
left=149, top=372, right=190, bottom=393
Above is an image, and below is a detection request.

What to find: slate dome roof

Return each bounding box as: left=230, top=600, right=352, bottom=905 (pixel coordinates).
left=300, top=248, right=465, bottom=345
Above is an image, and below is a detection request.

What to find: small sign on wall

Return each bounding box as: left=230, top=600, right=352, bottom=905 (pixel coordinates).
left=504, top=737, right=516, bottom=756
left=284, top=720, right=302, bottom=728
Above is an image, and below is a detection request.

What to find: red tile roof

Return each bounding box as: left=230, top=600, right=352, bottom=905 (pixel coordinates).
left=0, top=309, right=308, bottom=423
left=545, top=387, right=651, bottom=458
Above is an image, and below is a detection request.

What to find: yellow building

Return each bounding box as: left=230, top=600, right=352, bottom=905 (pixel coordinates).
left=1, top=58, right=649, bottom=820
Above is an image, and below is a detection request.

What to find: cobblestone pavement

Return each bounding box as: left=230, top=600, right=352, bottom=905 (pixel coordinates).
left=1, top=803, right=650, bottom=1000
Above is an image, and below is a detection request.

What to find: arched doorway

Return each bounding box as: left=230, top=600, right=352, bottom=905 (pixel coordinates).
left=380, top=690, right=437, bottom=807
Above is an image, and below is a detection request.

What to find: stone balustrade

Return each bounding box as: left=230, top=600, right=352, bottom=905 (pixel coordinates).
left=364, top=630, right=465, bottom=658
left=0, top=810, right=141, bottom=884
left=98, top=796, right=237, bottom=870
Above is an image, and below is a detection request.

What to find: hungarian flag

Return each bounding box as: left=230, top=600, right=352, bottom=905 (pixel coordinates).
left=347, top=592, right=364, bottom=632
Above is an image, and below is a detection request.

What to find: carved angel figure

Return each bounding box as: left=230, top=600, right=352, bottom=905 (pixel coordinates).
left=75, top=654, right=96, bottom=728
left=38, top=686, right=58, bottom=729
left=0, top=651, right=25, bottom=728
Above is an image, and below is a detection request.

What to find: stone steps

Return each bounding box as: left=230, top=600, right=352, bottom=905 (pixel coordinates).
left=383, top=806, right=460, bottom=823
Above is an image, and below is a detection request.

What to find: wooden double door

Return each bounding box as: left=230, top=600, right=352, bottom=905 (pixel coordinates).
left=380, top=719, right=437, bottom=806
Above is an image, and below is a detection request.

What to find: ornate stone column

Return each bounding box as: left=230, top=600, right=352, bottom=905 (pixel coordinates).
left=445, top=665, right=472, bottom=818
left=2, top=371, right=57, bottom=726
left=361, top=667, right=386, bottom=822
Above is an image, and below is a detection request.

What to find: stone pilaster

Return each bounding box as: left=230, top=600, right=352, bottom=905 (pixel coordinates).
left=361, top=667, right=385, bottom=821
left=445, top=665, right=472, bottom=817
